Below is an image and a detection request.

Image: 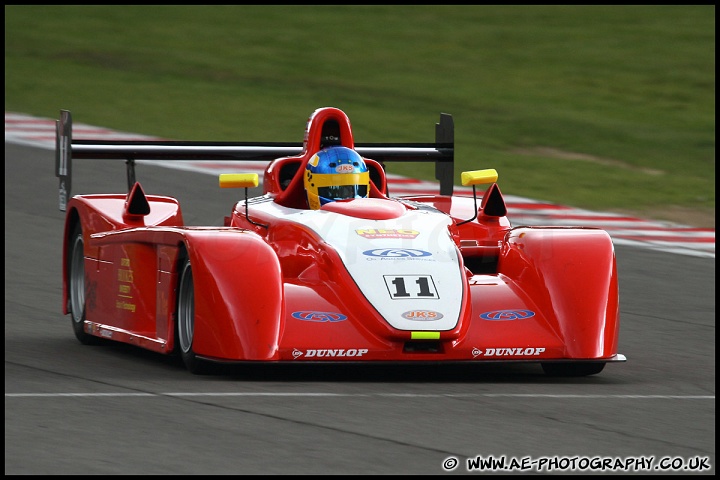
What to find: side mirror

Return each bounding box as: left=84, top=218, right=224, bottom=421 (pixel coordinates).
left=457, top=169, right=499, bottom=226
left=218, top=173, right=267, bottom=228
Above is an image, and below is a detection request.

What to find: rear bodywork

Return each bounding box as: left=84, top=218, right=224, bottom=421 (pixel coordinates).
left=57, top=107, right=624, bottom=374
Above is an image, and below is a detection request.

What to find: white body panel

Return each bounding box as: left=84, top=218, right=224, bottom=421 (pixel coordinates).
left=250, top=198, right=464, bottom=331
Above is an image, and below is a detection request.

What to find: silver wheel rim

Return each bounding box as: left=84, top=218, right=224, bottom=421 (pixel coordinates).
left=178, top=262, right=194, bottom=354
left=69, top=234, right=85, bottom=324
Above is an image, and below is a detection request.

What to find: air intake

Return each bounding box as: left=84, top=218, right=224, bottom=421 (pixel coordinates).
left=403, top=341, right=443, bottom=354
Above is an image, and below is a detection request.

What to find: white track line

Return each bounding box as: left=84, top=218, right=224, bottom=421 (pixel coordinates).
left=5, top=392, right=715, bottom=399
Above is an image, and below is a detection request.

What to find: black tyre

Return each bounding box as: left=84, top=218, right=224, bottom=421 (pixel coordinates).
left=68, top=223, right=100, bottom=345
left=541, top=362, right=605, bottom=377
left=176, top=257, right=212, bottom=374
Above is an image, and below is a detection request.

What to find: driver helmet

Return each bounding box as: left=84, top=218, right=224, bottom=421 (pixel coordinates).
left=304, top=146, right=370, bottom=210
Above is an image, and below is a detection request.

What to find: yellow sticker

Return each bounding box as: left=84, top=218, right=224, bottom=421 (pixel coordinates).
left=411, top=331, right=441, bottom=340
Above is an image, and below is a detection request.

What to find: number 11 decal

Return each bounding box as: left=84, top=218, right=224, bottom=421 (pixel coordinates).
left=384, top=275, right=439, bottom=299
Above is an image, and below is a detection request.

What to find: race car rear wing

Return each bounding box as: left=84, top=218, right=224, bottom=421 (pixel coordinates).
left=55, top=110, right=454, bottom=211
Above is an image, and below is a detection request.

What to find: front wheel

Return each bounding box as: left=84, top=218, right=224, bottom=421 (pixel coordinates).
left=541, top=362, right=605, bottom=377
left=176, top=257, right=212, bottom=374
left=68, top=223, right=99, bottom=345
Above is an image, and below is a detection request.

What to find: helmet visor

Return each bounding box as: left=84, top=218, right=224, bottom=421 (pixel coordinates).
left=318, top=184, right=368, bottom=202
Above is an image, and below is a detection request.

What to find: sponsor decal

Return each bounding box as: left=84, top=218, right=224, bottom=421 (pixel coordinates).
left=336, top=164, right=354, bottom=173
left=471, top=347, right=546, bottom=358
left=59, top=181, right=67, bottom=212
left=363, top=248, right=432, bottom=259
left=401, top=310, right=444, bottom=320
left=292, top=348, right=369, bottom=359
left=115, top=300, right=136, bottom=313
left=116, top=257, right=136, bottom=313
left=291, top=311, right=348, bottom=322
left=355, top=228, right=419, bottom=239
left=479, top=309, right=535, bottom=321
left=90, top=324, right=113, bottom=339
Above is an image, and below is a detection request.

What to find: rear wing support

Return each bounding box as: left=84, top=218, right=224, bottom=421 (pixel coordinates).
left=55, top=110, right=454, bottom=211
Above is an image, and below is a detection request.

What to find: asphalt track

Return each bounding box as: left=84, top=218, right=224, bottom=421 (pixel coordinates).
left=4, top=141, right=715, bottom=475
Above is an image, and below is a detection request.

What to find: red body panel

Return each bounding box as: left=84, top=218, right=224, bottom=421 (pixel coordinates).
left=59, top=107, right=622, bottom=372
left=497, top=227, right=620, bottom=359
left=62, top=185, right=621, bottom=364
left=220, top=194, right=620, bottom=363
left=64, top=195, right=284, bottom=359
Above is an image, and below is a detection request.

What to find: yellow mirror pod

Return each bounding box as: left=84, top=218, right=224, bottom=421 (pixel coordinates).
left=219, top=173, right=259, bottom=189
left=461, top=169, right=498, bottom=186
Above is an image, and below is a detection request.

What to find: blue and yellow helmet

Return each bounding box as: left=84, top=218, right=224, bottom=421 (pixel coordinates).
left=304, top=146, right=370, bottom=210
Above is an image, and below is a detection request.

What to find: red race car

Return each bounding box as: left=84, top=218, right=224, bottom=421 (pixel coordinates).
left=56, top=107, right=625, bottom=375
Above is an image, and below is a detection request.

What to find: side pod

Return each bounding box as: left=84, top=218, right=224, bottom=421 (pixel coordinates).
left=498, top=227, right=620, bottom=359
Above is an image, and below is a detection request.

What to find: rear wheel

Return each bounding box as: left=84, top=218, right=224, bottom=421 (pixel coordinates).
left=541, top=362, right=605, bottom=377
left=68, top=223, right=99, bottom=345
left=176, top=257, right=211, bottom=374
